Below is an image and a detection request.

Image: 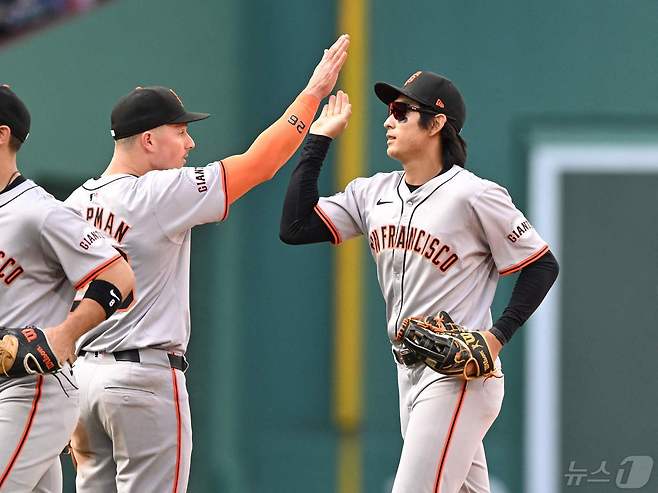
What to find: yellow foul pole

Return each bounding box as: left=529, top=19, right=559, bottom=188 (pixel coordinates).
left=335, top=1, right=368, bottom=492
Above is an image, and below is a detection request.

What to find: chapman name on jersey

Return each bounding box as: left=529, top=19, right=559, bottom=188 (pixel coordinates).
left=65, top=163, right=228, bottom=354
left=84, top=205, right=132, bottom=244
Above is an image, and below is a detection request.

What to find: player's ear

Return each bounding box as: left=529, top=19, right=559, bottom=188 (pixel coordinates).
left=0, top=125, right=10, bottom=146
left=428, top=114, right=447, bottom=137
left=140, top=130, right=154, bottom=151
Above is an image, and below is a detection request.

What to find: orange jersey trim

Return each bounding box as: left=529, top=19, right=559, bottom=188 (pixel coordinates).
left=222, top=93, right=320, bottom=204
left=218, top=161, right=229, bottom=221
left=313, top=205, right=342, bottom=245
left=74, top=254, right=122, bottom=290
left=499, top=244, right=549, bottom=277
left=0, top=375, right=43, bottom=488
left=434, top=380, right=467, bottom=493
left=171, top=369, right=182, bottom=493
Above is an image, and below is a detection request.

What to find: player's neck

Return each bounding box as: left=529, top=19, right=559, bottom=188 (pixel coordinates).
left=105, top=149, right=148, bottom=177
left=0, top=152, right=19, bottom=189
left=402, top=155, right=444, bottom=186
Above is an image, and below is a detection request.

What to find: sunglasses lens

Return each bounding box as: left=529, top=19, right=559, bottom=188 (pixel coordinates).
left=388, top=102, right=407, bottom=121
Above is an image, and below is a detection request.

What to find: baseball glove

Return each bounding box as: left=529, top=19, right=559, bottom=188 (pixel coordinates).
left=0, top=326, right=61, bottom=378
left=397, top=311, right=495, bottom=380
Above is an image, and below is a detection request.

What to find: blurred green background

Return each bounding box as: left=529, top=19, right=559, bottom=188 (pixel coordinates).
left=1, top=0, right=657, bottom=491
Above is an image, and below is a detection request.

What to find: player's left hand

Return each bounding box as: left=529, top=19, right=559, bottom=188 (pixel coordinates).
left=398, top=312, right=500, bottom=380
left=310, top=90, right=351, bottom=139
left=43, top=325, right=77, bottom=366
left=418, top=314, right=503, bottom=364
left=0, top=326, right=63, bottom=377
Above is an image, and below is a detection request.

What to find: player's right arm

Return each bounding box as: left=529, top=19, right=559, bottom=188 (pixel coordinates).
left=221, top=34, right=350, bottom=205
left=44, top=259, right=134, bottom=365
left=280, top=90, right=354, bottom=245
left=38, top=204, right=135, bottom=365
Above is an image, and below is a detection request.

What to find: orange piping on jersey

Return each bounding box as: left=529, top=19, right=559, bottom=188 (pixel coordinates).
left=74, top=254, right=122, bottom=290
left=434, top=380, right=467, bottom=493
left=314, top=204, right=342, bottom=244
left=499, top=244, right=549, bottom=277
left=171, top=369, right=182, bottom=493
left=222, top=93, right=320, bottom=205
left=0, top=375, right=43, bottom=487
left=218, top=161, right=229, bottom=221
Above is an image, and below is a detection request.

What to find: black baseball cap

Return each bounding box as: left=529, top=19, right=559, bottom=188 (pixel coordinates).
left=0, top=85, right=31, bottom=143
left=374, top=71, right=466, bottom=132
left=110, top=86, right=210, bottom=140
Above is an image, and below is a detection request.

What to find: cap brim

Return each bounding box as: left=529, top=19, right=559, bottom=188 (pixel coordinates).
left=374, top=82, right=415, bottom=105
left=170, top=111, right=210, bottom=124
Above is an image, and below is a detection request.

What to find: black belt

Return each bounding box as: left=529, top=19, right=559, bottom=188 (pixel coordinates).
left=80, top=349, right=187, bottom=371
left=393, top=347, right=420, bottom=366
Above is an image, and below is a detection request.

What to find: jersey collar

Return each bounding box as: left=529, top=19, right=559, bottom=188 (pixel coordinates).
left=0, top=177, right=37, bottom=209
left=397, top=165, right=462, bottom=200
left=0, top=174, right=26, bottom=195
left=82, top=173, right=137, bottom=191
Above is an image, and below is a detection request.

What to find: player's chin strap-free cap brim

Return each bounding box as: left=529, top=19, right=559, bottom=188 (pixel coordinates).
left=169, top=111, right=210, bottom=124
left=374, top=82, right=416, bottom=106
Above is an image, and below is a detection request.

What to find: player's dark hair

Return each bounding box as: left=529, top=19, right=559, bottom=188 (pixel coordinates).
left=418, top=113, right=467, bottom=168
left=116, top=134, right=140, bottom=147
left=8, top=135, right=23, bottom=153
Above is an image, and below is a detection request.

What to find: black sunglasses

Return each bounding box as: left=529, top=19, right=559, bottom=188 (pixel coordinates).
left=387, top=101, right=439, bottom=121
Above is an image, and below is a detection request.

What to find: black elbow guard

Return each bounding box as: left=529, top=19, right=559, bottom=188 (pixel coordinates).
left=83, top=279, right=123, bottom=319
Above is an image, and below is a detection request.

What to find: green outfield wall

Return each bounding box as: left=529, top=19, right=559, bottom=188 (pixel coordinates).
left=1, top=1, right=657, bottom=491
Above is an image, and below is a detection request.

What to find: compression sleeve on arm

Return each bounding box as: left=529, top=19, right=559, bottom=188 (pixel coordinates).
left=490, top=249, right=559, bottom=344
left=222, top=93, right=320, bottom=204
left=279, top=134, right=334, bottom=244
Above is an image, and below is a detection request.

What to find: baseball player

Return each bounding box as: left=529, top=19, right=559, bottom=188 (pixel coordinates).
left=64, top=35, right=349, bottom=492
left=280, top=73, right=559, bottom=492
left=0, top=85, right=134, bottom=492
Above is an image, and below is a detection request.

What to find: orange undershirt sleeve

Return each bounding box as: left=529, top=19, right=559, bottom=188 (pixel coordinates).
left=222, top=92, right=320, bottom=204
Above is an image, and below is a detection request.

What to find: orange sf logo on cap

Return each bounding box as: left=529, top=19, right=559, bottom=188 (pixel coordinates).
left=435, top=99, right=445, bottom=109
left=404, top=71, right=422, bottom=86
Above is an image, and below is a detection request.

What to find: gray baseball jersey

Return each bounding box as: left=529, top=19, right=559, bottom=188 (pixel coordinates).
left=315, top=165, right=548, bottom=492
left=0, top=179, right=121, bottom=493
left=316, top=165, right=548, bottom=340
left=0, top=180, right=122, bottom=332
left=65, top=163, right=227, bottom=354
left=66, top=163, right=226, bottom=493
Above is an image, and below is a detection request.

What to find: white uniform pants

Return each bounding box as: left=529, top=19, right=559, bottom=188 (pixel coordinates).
left=71, top=350, right=191, bottom=493
left=0, top=373, right=79, bottom=493
left=392, top=361, right=504, bottom=493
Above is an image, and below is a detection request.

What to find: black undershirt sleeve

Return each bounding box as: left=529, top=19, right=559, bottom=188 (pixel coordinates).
left=279, top=134, right=334, bottom=245
left=490, top=249, right=559, bottom=344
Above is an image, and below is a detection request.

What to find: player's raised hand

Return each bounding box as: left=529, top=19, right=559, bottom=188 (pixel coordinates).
left=303, top=34, right=350, bottom=100
left=310, top=90, right=352, bottom=139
